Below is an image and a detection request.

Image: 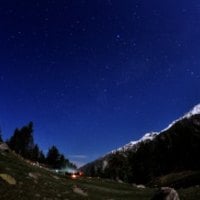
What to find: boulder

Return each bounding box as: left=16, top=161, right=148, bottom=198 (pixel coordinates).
left=0, top=174, right=16, bottom=185
left=151, top=187, right=180, bottom=200
left=73, top=185, right=88, bottom=196
left=28, top=172, right=41, bottom=180
left=136, top=184, right=146, bottom=189
left=0, top=143, right=10, bottom=152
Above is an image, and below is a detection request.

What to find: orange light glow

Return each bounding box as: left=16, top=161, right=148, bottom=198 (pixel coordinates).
left=71, top=174, right=77, bottom=179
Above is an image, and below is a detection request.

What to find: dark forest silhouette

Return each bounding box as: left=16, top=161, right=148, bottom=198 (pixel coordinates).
left=4, top=122, right=76, bottom=169
left=82, top=114, right=200, bottom=187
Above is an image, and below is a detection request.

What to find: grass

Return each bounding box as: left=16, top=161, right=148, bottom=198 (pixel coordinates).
left=178, top=187, right=200, bottom=200
left=0, top=150, right=155, bottom=200
left=1, top=149, right=200, bottom=200
left=71, top=178, right=154, bottom=200
left=150, top=170, right=200, bottom=189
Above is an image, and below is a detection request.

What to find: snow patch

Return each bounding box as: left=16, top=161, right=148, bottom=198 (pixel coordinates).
left=184, top=104, right=200, bottom=118
left=111, top=132, right=158, bottom=153
left=162, top=103, right=200, bottom=132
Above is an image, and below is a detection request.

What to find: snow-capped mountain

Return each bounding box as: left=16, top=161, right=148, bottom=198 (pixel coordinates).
left=162, top=103, right=200, bottom=132
left=81, top=103, right=200, bottom=177
left=115, top=103, right=200, bottom=153
left=184, top=103, right=200, bottom=118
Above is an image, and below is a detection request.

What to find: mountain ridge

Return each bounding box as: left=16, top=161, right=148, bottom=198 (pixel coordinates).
left=80, top=104, right=200, bottom=186
left=110, top=103, right=200, bottom=155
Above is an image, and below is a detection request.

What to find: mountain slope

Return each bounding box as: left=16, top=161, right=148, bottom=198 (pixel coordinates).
left=81, top=104, right=200, bottom=186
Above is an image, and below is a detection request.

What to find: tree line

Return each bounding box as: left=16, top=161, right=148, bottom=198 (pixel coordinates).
left=1, top=122, right=76, bottom=169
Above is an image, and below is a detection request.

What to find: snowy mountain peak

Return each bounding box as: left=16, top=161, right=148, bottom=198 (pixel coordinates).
left=184, top=104, right=200, bottom=118
left=111, top=104, right=200, bottom=154
left=161, top=103, right=200, bottom=132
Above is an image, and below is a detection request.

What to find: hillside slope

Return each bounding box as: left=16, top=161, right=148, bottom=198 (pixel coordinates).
left=1, top=145, right=200, bottom=199
left=0, top=145, right=156, bottom=200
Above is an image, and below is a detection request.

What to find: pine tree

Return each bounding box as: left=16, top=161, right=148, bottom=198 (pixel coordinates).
left=58, top=154, right=69, bottom=168
left=31, top=144, right=40, bottom=161
left=46, top=146, right=73, bottom=169
left=38, top=150, right=46, bottom=164
left=8, top=128, right=21, bottom=153
left=46, top=145, right=60, bottom=169
left=7, top=122, right=34, bottom=159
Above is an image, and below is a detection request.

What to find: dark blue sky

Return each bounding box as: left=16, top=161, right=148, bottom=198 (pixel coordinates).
left=1, top=0, right=200, bottom=166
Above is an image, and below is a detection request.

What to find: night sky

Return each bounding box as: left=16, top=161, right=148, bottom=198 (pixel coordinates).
left=1, top=0, right=200, bottom=166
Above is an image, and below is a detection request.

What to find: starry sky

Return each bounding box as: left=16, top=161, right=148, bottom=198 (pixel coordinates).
left=1, top=0, right=200, bottom=166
